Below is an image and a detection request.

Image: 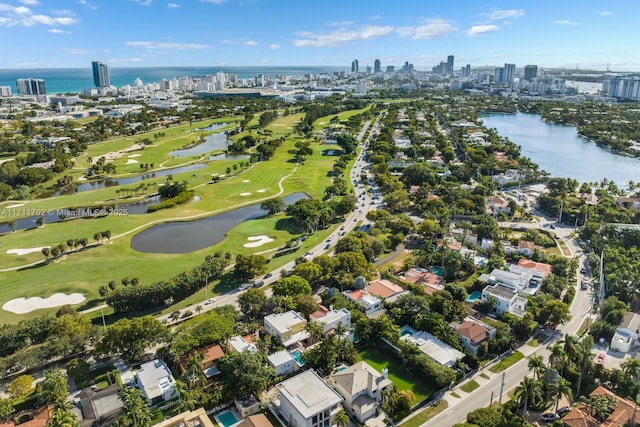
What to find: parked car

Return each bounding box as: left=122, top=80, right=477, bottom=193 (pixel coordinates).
left=557, top=406, right=572, bottom=417
left=595, top=353, right=606, bottom=364
left=205, top=298, right=216, bottom=305
left=541, top=413, right=559, bottom=422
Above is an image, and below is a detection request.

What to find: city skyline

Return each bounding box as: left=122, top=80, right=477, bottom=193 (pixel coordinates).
left=0, top=0, right=638, bottom=71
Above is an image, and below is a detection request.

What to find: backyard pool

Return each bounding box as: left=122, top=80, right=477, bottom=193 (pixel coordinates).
left=290, top=349, right=305, bottom=366
left=215, top=410, right=240, bottom=427
left=466, top=291, right=482, bottom=303
left=430, top=266, right=444, bottom=276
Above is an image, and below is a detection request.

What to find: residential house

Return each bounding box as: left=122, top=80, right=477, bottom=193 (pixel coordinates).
left=480, top=266, right=540, bottom=296
left=154, top=407, right=215, bottom=427
left=481, top=283, right=527, bottom=317
left=401, top=268, right=445, bottom=295
left=264, top=311, right=310, bottom=347
left=516, top=259, right=553, bottom=277
left=179, top=344, right=225, bottom=379
left=78, top=383, right=123, bottom=426
left=486, top=196, right=511, bottom=216
left=367, top=279, right=408, bottom=302
left=310, top=307, right=352, bottom=336
left=343, top=290, right=382, bottom=316
left=562, top=386, right=635, bottom=427
left=227, top=335, right=258, bottom=355
left=481, top=238, right=495, bottom=250
left=328, top=361, right=393, bottom=422
left=236, top=414, right=274, bottom=427
left=268, top=350, right=297, bottom=376
left=518, top=241, right=536, bottom=257
left=276, top=370, right=343, bottom=427
left=135, top=359, right=178, bottom=405
left=400, top=325, right=464, bottom=368
left=610, top=312, right=640, bottom=353
left=455, top=317, right=497, bottom=355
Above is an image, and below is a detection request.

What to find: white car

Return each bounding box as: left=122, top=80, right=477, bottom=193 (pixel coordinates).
left=205, top=298, right=216, bottom=305
left=238, top=284, right=250, bottom=291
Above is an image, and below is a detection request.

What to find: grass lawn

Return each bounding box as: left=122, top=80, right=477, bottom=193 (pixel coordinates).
left=460, top=379, right=480, bottom=393
left=489, top=351, right=525, bottom=373
left=358, top=344, right=434, bottom=403
left=0, top=109, right=367, bottom=323
left=526, top=337, right=540, bottom=347
left=576, top=317, right=592, bottom=337
left=398, top=400, right=448, bottom=427
left=480, top=372, right=490, bottom=380
left=450, top=392, right=461, bottom=398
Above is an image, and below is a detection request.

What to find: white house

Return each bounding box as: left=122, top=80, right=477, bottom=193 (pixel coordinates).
left=135, top=359, right=177, bottom=405
left=481, top=283, right=527, bottom=317
left=328, top=361, right=393, bottom=422
left=310, top=307, right=352, bottom=336
left=400, top=326, right=464, bottom=368
left=227, top=335, right=258, bottom=354
left=456, top=317, right=497, bottom=355
left=264, top=311, right=310, bottom=347
left=276, top=370, right=343, bottom=427
left=342, top=290, right=382, bottom=316
left=610, top=312, right=640, bottom=353
left=268, top=350, right=297, bottom=377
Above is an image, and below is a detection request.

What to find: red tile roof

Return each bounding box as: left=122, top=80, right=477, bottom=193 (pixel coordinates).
left=562, top=386, right=635, bottom=427
left=367, top=279, right=404, bottom=298
left=517, top=259, right=553, bottom=276
left=457, top=320, right=491, bottom=345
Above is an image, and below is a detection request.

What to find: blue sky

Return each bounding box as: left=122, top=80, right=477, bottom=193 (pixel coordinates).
left=0, top=0, right=638, bottom=70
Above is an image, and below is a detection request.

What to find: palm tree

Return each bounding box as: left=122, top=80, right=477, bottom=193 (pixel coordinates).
left=580, top=394, right=616, bottom=422
left=528, top=354, right=546, bottom=380
left=8, top=220, right=16, bottom=233
left=41, top=247, right=50, bottom=261
left=515, top=377, right=543, bottom=416
left=575, top=336, right=595, bottom=396
left=47, top=400, right=79, bottom=427
left=305, top=320, right=324, bottom=345
left=175, top=380, right=197, bottom=412
left=548, top=378, right=572, bottom=414
left=549, top=343, right=567, bottom=375
left=621, top=358, right=640, bottom=381
left=195, top=304, right=202, bottom=315
left=332, top=409, right=350, bottom=427
left=184, top=353, right=205, bottom=390
left=118, top=387, right=152, bottom=427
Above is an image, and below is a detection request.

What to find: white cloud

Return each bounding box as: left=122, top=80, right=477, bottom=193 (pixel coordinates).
left=48, top=28, right=71, bottom=34
left=200, top=0, right=227, bottom=3
left=64, top=47, right=92, bottom=55
left=19, top=0, right=39, bottom=5
left=467, top=24, right=499, bottom=36
left=125, top=41, right=211, bottom=50
left=132, top=0, right=153, bottom=5
left=269, top=44, right=280, bottom=50
left=244, top=40, right=257, bottom=46
left=396, top=18, right=458, bottom=40
left=106, top=57, right=144, bottom=64
left=167, top=2, right=180, bottom=7
left=480, top=9, right=524, bottom=21
left=553, top=19, right=580, bottom=26
left=368, top=15, right=381, bottom=20
left=327, top=20, right=354, bottom=27
left=51, top=9, right=75, bottom=16
left=598, top=10, right=613, bottom=16
left=78, top=0, right=98, bottom=10
left=0, top=4, right=78, bottom=27
left=294, top=24, right=393, bottom=47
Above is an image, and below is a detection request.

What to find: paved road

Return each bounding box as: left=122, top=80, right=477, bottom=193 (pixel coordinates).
left=424, top=220, right=592, bottom=426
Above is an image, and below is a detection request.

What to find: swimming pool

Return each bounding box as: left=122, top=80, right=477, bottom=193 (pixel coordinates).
left=466, top=291, right=482, bottom=303
left=216, top=410, right=240, bottom=427
left=430, top=266, right=444, bottom=276
left=290, top=349, right=305, bottom=366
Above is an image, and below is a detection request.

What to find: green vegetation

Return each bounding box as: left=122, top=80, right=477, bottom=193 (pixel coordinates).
left=398, top=400, right=448, bottom=427
left=489, top=351, right=525, bottom=373
left=460, top=379, right=480, bottom=393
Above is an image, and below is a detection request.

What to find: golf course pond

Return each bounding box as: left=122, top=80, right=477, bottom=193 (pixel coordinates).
left=129, top=192, right=309, bottom=254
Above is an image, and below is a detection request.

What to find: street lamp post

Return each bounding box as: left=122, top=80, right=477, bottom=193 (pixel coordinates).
left=205, top=276, right=209, bottom=300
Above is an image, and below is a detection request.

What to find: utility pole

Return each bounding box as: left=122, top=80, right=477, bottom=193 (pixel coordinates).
left=101, top=308, right=106, bottom=330
left=205, top=276, right=209, bottom=300
left=499, top=372, right=506, bottom=405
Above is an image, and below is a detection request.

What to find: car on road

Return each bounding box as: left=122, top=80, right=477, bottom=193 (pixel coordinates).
left=263, top=273, right=273, bottom=279
left=541, top=413, right=559, bottom=422
left=581, top=280, right=589, bottom=290
left=325, top=243, right=331, bottom=250
left=205, top=298, right=216, bottom=305
left=580, top=267, right=586, bottom=274
left=238, top=283, right=250, bottom=291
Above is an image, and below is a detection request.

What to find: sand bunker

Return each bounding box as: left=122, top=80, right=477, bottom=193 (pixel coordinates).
left=242, top=180, right=250, bottom=183
left=90, top=143, right=145, bottom=164
left=126, top=159, right=139, bottom=164
left=6, top=203, right=25, bottom=208
left=240, top=192, right=252, bottom=196
left=256, top=189, right=266, bottom=193
left=3, top=293, right=86, bottom=314
left=7, top=247, right=50, bottom=256
left=243, top=235, right=274, bottom=248
left=78, top=176, right=87, bottom=181
left=128, top=154, right=141, bottom=158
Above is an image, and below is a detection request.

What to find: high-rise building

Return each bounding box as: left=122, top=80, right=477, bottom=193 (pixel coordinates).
left=92, top=61, right=111, bottom=88
left=386, top=66, right=395, bottom=73
left=374, top=59, right=381, bottom=73
left=524, top=65, right=538, bottom=81
left=503, top=63, right=516, bottom=84
left=351, top=59, right=359, bottom=73
left=16, top=78, right=46, bottom=95
left=0, top=86, right=11, bottom=96
left=447, top=55, right=454, bottom=75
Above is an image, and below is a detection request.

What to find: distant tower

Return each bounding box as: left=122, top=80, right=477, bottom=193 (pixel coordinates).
left=447, top=55, right=454, bottom=75
left=374, top=58, right=381, bottom=73
left=16, top=78, right=46, bottom=95
left=503, top=63, right=516, bottom=83
left=92, top=61, right=110, bottom=88
left=524, top=65, right=538, bottom=81
left=351, top=59, right=359, bottom=73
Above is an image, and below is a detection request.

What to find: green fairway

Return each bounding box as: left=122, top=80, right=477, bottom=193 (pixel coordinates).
left=0, top=108, right=369, bottom=323
left=358, top=344, right=434, bottom=402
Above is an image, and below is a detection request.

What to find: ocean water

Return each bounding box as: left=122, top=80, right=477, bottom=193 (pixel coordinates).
left=0, top=66, right=345, bottom=94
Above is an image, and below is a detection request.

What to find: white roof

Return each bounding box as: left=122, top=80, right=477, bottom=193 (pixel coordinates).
left=264, top=310, right=306, bottom=335
left=268, top=350, right=295, bottom=366
left=136, top=359, right=175, bottom=400
left=400, top=331, right=464, bottom=367
left=277, top=370, right=343, bottom=419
